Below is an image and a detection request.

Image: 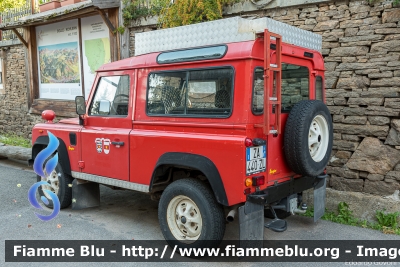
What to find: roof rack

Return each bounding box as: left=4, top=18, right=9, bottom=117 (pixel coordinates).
left=134, top=16, right=322, bottom=56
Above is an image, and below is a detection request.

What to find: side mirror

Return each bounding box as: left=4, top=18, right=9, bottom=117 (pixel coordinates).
left=98, top=99, right=111, bottom=115
left=75, top=96, right=86, bottom=115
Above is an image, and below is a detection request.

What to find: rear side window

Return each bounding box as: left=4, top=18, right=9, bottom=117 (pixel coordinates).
left=316, top=76, right=323, bottom=101
left=252, top=64, right=309, bottom=114
left=252, top=68, right=264, bottom=114
left=147, top=68, right=233, bottom=117
left=282, top=64, right=309, bottom=112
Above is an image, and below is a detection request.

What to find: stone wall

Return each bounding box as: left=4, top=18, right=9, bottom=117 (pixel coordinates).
left=0, top=45, right=42, bottom=138
left=259, top=0, right=400, bottom=198
left=301, top=0, right=400, bottom=198
left=128, top=0, right=400, bottom=199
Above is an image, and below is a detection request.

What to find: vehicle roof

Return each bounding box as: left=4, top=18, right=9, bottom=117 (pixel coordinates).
left=98, top=40, right=324, bottom=72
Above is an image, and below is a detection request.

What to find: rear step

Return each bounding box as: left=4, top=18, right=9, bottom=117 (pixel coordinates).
left=264, top=205, right=287, bottom=232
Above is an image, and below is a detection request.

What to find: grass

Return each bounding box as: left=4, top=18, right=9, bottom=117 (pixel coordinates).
left=0, top=133, right=31, bottom=148
left=303, top=202, right=400, bottom=236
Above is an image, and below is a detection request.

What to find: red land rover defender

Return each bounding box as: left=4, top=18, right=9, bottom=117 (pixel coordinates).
left=31, top=17, right=332, bottom=248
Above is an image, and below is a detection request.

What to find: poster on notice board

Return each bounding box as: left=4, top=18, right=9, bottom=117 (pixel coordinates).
left=81, top=15, right=111, bottom=100
left=36, top=19, right=82, bottom=100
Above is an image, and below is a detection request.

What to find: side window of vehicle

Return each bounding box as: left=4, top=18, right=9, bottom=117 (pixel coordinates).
left=147, top=72, right=185, bottom=115
left=147, top=68, right=233, bottom=117
left=252, top=64, right=309, bottom=114
left=252, top=68, right=264, bottom=114
left=281, top=64, right=309, bottom=112
left=316, top=76, right=323, bottom=101
left=89, top=75, right=130, bottom=116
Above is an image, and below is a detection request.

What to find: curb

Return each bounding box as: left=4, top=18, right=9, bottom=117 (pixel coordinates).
left=0, top=143, right=31, bottom=161
left=303, top=188, right=400, bottom=223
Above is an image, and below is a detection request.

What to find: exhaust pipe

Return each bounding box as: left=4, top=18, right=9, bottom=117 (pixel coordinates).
left=226, top=208, right=237, bottom=222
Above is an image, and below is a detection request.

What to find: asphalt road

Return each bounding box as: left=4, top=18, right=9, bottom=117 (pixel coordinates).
left=1, top=159, right=399, bottom=267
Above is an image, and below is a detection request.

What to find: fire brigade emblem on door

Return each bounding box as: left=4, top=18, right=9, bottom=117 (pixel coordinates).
left=103, top=139, right=110, bottom=154
left=95, top=138, right=111, bottom=154
left=95, top=138, right=103, bottom=153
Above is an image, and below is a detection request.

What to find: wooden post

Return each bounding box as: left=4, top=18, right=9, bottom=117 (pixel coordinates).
left=28, top=26, right=39, bottom=105
left=107, top=8, right=119, bottom=62
left=78, top=18, right=85, bottom=98
left=119, top=0, right=130, bottom=60
left=96, top=9, right=116, bottom=35
left=31, top=0, right=36, bottom=14
left=11, top=29, right=28, bottom=47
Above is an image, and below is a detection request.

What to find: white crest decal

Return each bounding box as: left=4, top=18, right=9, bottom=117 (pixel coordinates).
left=95, top=138, right=103, bottom=153
left=103, top=139, right=111, bottom=154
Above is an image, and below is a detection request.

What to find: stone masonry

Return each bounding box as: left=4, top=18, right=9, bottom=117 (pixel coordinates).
left=128, top=0, right=400, bottom=198
left=0, top=46, right=42, bottom=138
left=299, top=0, right=400, bottom=197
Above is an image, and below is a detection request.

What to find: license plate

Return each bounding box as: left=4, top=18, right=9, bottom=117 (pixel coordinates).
left=246, top=145, right=266, bottom=175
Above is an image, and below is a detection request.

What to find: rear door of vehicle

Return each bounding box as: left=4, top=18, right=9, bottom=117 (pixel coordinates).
left=252, top=57, right=314, bottom=183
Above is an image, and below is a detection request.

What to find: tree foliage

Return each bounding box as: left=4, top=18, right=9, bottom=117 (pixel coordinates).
left=158, top=0, right=236, bottom=28
left=0, top=0, right=26, bottom=13
left=122, top=0, right=237, bottom=29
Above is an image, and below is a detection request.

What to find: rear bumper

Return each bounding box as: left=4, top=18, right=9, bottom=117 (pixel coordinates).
left=247, top=174, right=327, bottom=204
left=238, top=174, right=327, bottom=241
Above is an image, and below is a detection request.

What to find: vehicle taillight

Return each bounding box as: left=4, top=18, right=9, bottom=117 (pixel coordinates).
left=252, top=176, right=265, bottom=186
left=245, top=178, right=252, bottom=187
left=245, top=137, right=253, bottom=147
left=244, top=188, right=251, bottom=195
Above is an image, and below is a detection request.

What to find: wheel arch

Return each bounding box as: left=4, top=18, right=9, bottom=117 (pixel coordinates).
left=150, top=152, right=229, bottom=206
left=31, top=136, right=71, bottom=176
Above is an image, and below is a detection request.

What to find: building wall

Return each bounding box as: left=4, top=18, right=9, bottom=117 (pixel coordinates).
left=0, top=45, right=42, bottom=138
left=128, top=0, right=400, bottom=197
left=282, top=0, right=400, bottom=197
left=252, top=0, right=400, bottom=197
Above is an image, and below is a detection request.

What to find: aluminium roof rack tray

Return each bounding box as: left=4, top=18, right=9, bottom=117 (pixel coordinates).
left=134, top=16, right=322, bottom=56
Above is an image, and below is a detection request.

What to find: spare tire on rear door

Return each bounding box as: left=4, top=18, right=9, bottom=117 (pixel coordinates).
left=284, top=100, right=333, bottom=177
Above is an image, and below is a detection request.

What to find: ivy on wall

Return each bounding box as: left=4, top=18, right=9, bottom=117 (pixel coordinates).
left=158, top=0, right=238, bottom=28
left=122, top=0, right=238, bottom=28
left=122, top=0, right=399, bottom=29
left=122, top=0, right=161, bottom=26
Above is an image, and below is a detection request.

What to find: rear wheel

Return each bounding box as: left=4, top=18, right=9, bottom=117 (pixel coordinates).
left=158, top=178, right=225, bottom=248
left=37, top=162, right=73, bottom=209
left=284, top=100, right=333, bottom=177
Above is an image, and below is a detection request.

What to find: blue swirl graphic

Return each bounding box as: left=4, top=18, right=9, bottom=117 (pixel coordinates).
left=33, top=132, right=59, bottom=177
left=29, top=131, right=61, bottom=221
left=28, top=181, right=60, bottom=221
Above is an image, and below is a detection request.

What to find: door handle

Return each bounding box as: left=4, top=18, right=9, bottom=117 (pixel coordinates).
left=111, top=141, right=124, bottom=146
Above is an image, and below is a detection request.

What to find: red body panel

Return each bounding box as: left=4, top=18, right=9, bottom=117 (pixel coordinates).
left=32, top=39, right=325, bottom=206
left=32, top=124, right=82, bottom=173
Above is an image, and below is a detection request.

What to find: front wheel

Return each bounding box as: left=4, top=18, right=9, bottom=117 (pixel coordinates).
left=158, top=179, right=225, bottom=249
left=37, top=162, right=73, bottom=209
